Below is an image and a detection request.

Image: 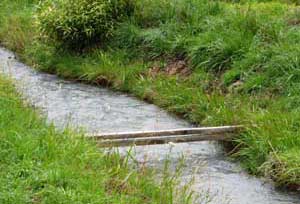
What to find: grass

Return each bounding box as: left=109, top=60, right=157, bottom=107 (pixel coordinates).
left=0, top=76, right=194, bottom=203
left=1, top=0, right=300, bottom=190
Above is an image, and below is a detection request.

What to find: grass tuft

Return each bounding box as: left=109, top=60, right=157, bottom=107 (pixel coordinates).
left=0, top=75, right=194, bottom=203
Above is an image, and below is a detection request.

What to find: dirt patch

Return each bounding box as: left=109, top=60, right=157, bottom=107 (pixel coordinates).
left=148, top=59, right=191, bottom=77
left=165, top=59, right=191, bottom=76
left=94, top=76, right=112, bottom=87
left=228, top=80, right=244, bottom=93
left=148, top=64, right=161, bottom=77
left=287, top=18, right=300, bottom=26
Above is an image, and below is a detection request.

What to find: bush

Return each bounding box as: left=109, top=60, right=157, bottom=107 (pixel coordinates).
left=37, top=0, right=135, bottom=50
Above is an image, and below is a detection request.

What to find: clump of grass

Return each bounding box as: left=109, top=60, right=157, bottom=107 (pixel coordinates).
left=222, top=68, right=241, bottom=87
left=0, top=1, right=34, bottom=53
left=0, top=75, right=194, bottom=203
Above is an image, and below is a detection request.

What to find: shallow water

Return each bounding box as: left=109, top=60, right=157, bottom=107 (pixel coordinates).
left=1, top=48, right=299, bottom=204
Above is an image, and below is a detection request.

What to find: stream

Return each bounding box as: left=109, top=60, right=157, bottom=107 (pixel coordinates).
left=0, top=47, right=299, bottom=204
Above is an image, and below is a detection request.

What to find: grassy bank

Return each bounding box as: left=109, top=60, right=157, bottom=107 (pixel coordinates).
left=1, top=0, right=300, bottom=190
left=0, top=76, right=193, bottom=203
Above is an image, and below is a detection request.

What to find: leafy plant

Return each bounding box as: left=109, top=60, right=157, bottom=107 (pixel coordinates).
left=36, top=0, right=135, bottom=50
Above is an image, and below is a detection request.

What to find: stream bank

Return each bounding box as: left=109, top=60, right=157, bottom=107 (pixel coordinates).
left=1, top=47, right=299, bottom=203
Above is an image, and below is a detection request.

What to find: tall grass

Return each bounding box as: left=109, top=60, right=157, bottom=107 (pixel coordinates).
left=0, top=75, right=194, bottom=203
left=1, top=0, right=300, bottom=189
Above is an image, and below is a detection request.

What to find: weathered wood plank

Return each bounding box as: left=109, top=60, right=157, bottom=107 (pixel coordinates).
left=95, top=133, right=235, bottom=147
left=87, top=125, right=243, bottom=140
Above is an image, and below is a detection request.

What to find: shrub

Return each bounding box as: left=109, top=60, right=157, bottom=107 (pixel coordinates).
left=37, top=0, right=135, bottom=50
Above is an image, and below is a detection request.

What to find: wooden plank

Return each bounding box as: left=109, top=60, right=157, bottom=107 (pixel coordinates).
left=95, top=133, right=234, bottom=147
left=87, top=125, right=243, bottom=140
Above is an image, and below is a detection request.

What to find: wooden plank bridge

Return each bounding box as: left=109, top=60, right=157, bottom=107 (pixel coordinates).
left=87, top=125, right=243, bottom=147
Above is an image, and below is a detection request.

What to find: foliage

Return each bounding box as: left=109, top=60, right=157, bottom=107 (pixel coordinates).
left=1, top=0, right=300, bottom=190
left=36, top=0, right=135, bottom=50
left=0, top=76, right=193, bottom=203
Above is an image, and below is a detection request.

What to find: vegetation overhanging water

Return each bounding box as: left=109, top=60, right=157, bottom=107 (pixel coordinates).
left=1, top=0, right=300, bottom=200
left=0, top=46, right=299, bottom=203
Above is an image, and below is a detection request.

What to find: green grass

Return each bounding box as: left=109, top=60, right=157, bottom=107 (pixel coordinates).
left=0, top=76, right=194, bottom=203
left=1, top=0, right=300, bottom=190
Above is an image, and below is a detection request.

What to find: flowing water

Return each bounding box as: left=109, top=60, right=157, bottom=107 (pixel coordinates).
left=0, top=47, right=299, bottom=204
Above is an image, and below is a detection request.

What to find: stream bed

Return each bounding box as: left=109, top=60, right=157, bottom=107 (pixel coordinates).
left=0, top=47, right=299, bottom=204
